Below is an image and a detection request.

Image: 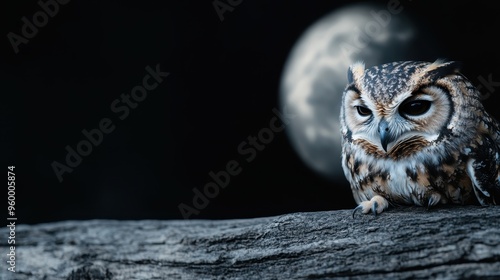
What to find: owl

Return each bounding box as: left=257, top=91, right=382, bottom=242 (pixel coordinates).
left=340, top=60, right=500, bottom=216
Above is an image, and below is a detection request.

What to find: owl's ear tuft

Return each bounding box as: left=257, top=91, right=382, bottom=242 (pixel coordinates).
left=425, top=60, right=462, bottom=82
left=348, top=61, right=365, bottom=85
left=347, top=67, right=354, bottom=84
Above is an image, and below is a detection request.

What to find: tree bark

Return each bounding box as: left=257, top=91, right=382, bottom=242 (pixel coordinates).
left=2, top=205, right=500, bottom=279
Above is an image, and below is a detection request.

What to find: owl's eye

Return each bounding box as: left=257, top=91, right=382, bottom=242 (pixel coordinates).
left=356, top=106, right=372, bottom=116
left=399, top=100, right=431, bottom=116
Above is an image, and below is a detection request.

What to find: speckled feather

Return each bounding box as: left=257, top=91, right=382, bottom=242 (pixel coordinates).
left=340, top=60, right=500, bottom=214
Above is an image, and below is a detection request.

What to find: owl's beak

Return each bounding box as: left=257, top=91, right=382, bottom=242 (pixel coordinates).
left=378, top=119, right=391, bottom=152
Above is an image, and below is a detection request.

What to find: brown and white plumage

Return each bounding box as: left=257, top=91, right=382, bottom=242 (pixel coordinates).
left=340, top=60, right=500, bottom=215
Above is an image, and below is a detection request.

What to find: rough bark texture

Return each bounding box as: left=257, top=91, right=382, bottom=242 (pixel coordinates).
left=1, top=206, right=500, bottom=279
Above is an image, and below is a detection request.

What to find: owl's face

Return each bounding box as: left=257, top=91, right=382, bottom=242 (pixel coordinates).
left=341, top=61, right=463, bottom=157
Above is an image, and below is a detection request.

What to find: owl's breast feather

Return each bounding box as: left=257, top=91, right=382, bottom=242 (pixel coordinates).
left=343, top=143, right=474, bottom=206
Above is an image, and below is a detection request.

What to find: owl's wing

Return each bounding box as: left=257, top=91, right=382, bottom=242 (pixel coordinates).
left=466, top=134, right=500, bottom=205
left=342, top=147, right=369, bottom=204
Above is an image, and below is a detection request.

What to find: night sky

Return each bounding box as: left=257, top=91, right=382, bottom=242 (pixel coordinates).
left=3, top=0, right=500, bottom=224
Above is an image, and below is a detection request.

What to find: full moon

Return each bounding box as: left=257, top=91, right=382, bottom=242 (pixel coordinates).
left=280, top=3, right=440, bottom=183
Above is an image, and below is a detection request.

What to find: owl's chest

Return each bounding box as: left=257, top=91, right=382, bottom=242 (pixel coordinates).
left=343, top=148, right=473, bottom=205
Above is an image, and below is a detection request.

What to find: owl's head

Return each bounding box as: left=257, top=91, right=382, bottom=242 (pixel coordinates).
left=340, top=60, right=472, bottom=158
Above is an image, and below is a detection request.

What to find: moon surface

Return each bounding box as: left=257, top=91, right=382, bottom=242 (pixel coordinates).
left=280, top=3, right=440, bottom=182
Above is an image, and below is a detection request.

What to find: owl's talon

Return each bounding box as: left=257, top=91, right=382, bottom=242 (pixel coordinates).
left=427, top=193, right=443, bottom=210
left=352, top=195, right=389, bottom=217
left=372, top=201, right=378, bottom=216
left=352, top=205, right=363, bottom=218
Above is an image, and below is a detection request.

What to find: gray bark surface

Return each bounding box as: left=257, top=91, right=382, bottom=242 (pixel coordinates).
left=1, top=206, right=500, bottom=279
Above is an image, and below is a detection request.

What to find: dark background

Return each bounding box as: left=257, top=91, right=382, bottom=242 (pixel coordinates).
left=3, top=0, right=500, bottom=224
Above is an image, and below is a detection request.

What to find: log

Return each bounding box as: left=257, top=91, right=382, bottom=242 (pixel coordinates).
left=2, top=205, right=500, bottom=279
